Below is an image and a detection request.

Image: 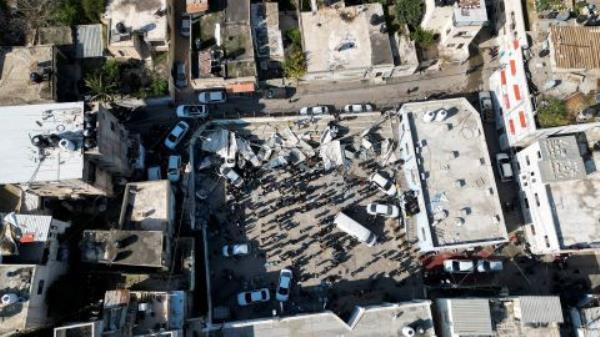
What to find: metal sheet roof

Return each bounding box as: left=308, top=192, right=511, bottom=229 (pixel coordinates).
left=519, top=296, right=564, bottom=324
left=0, top=102, right=85, bottom=184
left=76, top=24, right=104, bottom=58
left=2, top=213, right=53, bottom=242
left=449, top=299, right=494, bottom=335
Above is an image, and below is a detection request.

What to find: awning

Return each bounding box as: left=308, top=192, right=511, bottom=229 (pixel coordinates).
left=226, top=82, right=256, bottom=93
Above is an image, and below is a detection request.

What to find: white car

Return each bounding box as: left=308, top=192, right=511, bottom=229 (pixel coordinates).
left=369, top=172, right=397, bottom=197
left=343, top=104, right=373, bottom=113
left=496, top=153, right=513, bottom=182
left=219, top=166, right=244, bottom=187
left=164, top=121, right=190, bottom=150
left=237, top=288, right=270, bottom=306
left=180, top=16, right=191, bottom=37
left=176, top=105, right=208, bottom=119
left=222, top=243, right=249, bottom=257
left=476, top=260, right=504, bottom=273
left=276, top=269, right=293, bottom=302
left=167, top=155, right=182, bottom=183
left=300, top=106, right=329, bottom=115
left=366, top=203, right=399, bottom=218
left=443, top=259, right=475, bottom=273
left=198, top=90, right=227, bottom=104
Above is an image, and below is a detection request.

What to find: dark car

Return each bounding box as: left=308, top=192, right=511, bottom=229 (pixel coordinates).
left=264, top=87, right=291, bottom=99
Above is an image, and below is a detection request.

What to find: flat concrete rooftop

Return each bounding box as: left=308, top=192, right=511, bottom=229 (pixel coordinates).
left=399, top=98, right=507, bottom=251
left=0, top=46, right=55, bottom=106
left=214, top=301, right=436, bottom=337
left=0, top=265, right=35, bottom=335
left=119, top=180, right=173, bottom=231
left=195, top=113, right=424, bottom=321
left=300, top=3, right=394, bottom=73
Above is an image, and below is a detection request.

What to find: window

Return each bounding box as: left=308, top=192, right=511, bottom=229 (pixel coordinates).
left=110, top=121, right=115, bottom=131
left=531, top=225, right=536, bottom=235
left=525, top=156, right=530, bottom=166
left=447, top=43, right=456, bottom=48
left=453, top=31, right=467, bottom=37
left=534, top=193, right=540, bottom=207
left=118, top=50, right=125, bottom=56
left=445, top=28, right=451, bottom=35
left=537, top=151, right=541, bottom=159
left=544, top=235, right=551, bottom=248
left=37, top=280, right=45, bottom=295
left=523, top=197, right=529, bottom=209
left=457, top=43, right=464, bottom=49
left=375, top=72, right=383, bottom=77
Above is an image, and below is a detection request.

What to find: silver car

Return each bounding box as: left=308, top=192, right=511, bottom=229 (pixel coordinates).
left=174, top=62, right=187, bottom=88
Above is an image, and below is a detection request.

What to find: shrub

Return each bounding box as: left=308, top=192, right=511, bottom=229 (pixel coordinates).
left=411, top=27, right=436, bottom=47
left=82, top=0, right=105, bottom=23
left=537, top=96, right=571, bottom=127
left=395, top=0, right=424, bottom=30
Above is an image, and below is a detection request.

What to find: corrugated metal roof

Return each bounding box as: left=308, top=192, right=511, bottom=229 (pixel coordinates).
left=75, top=24, right=104, bottom=59
left=2, top=213, right=53, bottom=242
left=450, top=299, right=493, bottom=335
left=519, top=296, right=564, bottom=324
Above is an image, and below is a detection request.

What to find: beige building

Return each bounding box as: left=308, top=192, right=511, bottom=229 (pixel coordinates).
left=423, top=0, right=488, bottom=62
left=104, top=0, right=171, bottom=60
left=0, top=102, right=143, bottom=199
left=0, top=45, right=59, bottom=106
left=0, top=213, right=71, bottom=337
left=299, top=3, right=418, bottom=82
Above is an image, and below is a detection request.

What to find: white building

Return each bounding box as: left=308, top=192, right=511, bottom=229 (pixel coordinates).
left=488, top=34, right=536, bottom=149
left=0, top=102, right=143, bottom=200
left=516, top=133, right=600, bottom=255
left=423, top=0, right=488, bottom=63
left=436, top=296, right=564, bottom=337
left=0, top=213, right=71, bottom=336
left=398, top=98, right=508, bottom=252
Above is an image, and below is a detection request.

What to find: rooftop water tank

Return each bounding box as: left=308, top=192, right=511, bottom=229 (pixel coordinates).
left=434, top=108, right=448, bottom=122
left=58, top=138, right=76, bottom=151
left=402, top=326, right=415, bottom=337
left=1, top=293, right=18, bottom=306
left=422, top=110, right=436, bottom=123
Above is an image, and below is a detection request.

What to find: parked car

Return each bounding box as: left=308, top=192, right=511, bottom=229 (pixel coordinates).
left=174, top=62, right=187, bottom=88
left=222, top=243, right=250, bottom=257
left=276, top=268, right=293, bottom=302
left=343, top=103, right=373, bottom=113
left=198, top=90, right=227, bottom=104
left=164, top=121, right=190, bottom=150
left=180, top=16, right=191, bottom=37
left=369, top=172, right=397, bottom=197
left=366, top=203, right=399, bottom=218
left=167, top=155, right=182, bottom=183
left=496, top=153, right=513, bottom=182
left=443, top=259, right=475, bottom=273
left=476, top=260, right=504, bottom=272
left=219, top=166, right=244, bottom=187
left=237, top=288, right=270, bottom=306
left=147, top=166, right=161, bottom=180
left=300, top=106, right=329, bottom=115
left=176, top=105, right=208, bottom=119
left=264, top=86, right=289, bottom=99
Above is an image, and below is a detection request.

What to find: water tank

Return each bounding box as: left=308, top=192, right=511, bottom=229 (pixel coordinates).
left=422, top=110, right=436, bottom=123
left=402, top=326, right=415, bottom=337
left=434, top=108, right=448, bottom=122
left=1, top=293, right=18, bottom=306
left=58, top=138, right=76, bottom=151
left=31, top=135, right=50, bottom=148
left=30, top=72, right=43, bottom=83
left=116, top=22, right=127, bottom=34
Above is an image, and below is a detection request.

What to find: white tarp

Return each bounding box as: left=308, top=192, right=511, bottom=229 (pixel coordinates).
left=281, top=127, right=315, bottom=157
left=201, top=129, right=230, bottom=157
left=320, top=140, right=345, bottom=170
left=236, top=137, right=261, bottom=167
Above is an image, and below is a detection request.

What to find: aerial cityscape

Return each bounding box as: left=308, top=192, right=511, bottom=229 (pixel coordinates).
left=0, top=0, right=600, bottom=336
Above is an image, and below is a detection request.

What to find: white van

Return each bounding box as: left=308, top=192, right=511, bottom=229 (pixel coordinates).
left=334, top=212, right=377, bottom=247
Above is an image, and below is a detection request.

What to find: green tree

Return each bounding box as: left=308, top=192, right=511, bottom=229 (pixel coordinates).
left=395, top=0, right=424, bottom=30
left=283, top=47, right=306, bottom=80
left=52, top=0, right=81, bottom=26
left=285, top=28, right=301, bottom=47
left=82, top=0, right=105, bottom=23
left=85, top=72, right=116, bottom=101
left=410, top=27, right=436, bottom=47
left=537, top=97, right=571, bottom=127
